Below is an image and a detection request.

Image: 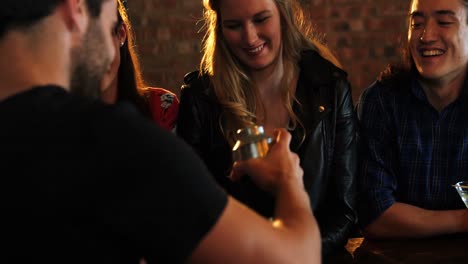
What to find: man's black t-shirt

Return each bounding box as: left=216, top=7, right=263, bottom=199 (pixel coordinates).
left=0, top=86, right=227, bottom=263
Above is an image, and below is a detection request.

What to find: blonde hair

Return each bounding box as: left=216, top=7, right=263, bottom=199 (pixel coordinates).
left=200, top=0, right=341, bottom=145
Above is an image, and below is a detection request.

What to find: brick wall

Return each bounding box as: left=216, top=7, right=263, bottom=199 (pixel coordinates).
left=128, top=0, right=410, bottom=103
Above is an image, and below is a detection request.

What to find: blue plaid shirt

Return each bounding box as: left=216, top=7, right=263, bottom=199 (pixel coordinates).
left=357, top=77, right=468, bottom=227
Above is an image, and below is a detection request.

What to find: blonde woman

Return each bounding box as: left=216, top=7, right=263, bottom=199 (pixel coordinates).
left=177, top=0, right=358, bottom=258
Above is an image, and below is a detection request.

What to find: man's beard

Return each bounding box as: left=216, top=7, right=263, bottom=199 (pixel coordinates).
left=70, top=20, right=110, bottom=100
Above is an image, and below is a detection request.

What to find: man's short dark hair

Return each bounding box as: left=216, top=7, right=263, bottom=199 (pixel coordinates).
left=0, top=0, right=104, bottom=37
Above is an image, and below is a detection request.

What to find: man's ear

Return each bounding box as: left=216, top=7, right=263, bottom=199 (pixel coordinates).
left=61, top=0, right=89, bottom=34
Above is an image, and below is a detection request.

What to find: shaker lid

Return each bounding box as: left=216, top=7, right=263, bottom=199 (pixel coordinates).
left=236, top=125, right=265, bottom=138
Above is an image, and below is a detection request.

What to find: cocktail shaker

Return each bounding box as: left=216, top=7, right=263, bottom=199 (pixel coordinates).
left=232, top=125, right=274, bottom=162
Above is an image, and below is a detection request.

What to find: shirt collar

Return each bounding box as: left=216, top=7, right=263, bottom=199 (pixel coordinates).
left=410, top=77, right=427, bottom=103
left=410, top=75, right=468, bottom=112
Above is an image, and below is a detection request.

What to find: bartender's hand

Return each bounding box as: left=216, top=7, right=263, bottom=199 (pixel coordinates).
left=230, top=128, right=303, bottom=195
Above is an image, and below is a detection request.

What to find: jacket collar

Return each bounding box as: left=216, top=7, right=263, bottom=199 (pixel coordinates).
left=289, top=50, right=343, bottom=149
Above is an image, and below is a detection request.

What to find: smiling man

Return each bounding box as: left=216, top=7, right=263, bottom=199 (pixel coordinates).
left=357, top=0, right=468, bottom=238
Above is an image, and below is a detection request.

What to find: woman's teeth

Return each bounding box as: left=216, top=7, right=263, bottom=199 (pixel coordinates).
left=421, top=50, right=444, bottom=57
left=247, top=44, right=264, bottom=54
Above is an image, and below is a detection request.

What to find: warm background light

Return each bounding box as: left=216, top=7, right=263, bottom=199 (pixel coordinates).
left=128, top=0, right=408, bottom=103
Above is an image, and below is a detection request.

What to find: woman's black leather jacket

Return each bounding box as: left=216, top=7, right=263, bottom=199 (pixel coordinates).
left=176, top=50, right=358, bottom=256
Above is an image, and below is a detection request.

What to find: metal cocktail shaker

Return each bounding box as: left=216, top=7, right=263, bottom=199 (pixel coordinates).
left=232, top=125, right=274, bottom=162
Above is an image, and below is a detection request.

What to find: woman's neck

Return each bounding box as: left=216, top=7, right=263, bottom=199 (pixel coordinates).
left=250, top=53, right=284, bottom=96
left=251, top=55, right=299, bottom=135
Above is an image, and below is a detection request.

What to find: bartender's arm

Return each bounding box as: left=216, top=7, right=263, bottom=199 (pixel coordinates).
left=187, top=129, right=321, bottom=264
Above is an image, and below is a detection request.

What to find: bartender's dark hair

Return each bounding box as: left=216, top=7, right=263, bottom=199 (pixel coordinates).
left=0, top=0, right=104, bottom=38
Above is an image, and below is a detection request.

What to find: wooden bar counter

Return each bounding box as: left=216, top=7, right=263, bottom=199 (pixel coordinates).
left=343, top=234, right=468, bottom=263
